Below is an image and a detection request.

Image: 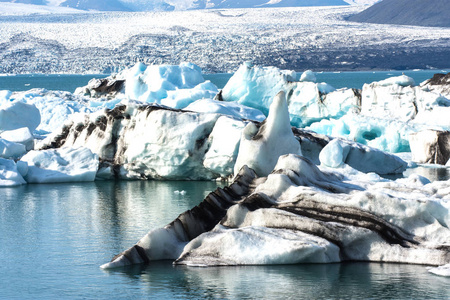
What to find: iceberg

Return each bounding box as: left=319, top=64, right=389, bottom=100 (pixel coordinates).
left=101, top=89, right=424, bottom=270
left=0, top=138, right=26, bottom=159
left=77, top=62, right=219, bottom=110
left=102, top=152, right=449, bottom=268
left=0, top=127, right=34, bottom=151
left=220, top=62, right=358, bottom=127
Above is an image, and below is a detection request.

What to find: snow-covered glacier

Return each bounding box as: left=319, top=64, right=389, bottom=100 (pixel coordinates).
left=1, top=6, right=450, bottom=73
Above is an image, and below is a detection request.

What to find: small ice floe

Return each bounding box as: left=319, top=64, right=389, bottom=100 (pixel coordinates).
left=428, top=264, right=450, bottom=277
left=174, top=190, right=186, bottom=195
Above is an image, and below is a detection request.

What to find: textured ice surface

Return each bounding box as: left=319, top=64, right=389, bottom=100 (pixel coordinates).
left=221, top=62, right=355, bottom=127
left=0, top=158, right=26, bottom=186
left=0, top=127, right=34, bottom=151
left=0, top=97, right=41, bottom=133
left=233, top=91, right=302, bottom=177
left=102, top=153, right=450, bottom=268
left=20, top=147, right=99, bottom=183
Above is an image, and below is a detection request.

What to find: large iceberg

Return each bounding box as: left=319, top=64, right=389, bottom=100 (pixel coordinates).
left=39, top=96, right=405, bottom=180
left=101, top=153, right=449, bottom=269
left=100, top=89, right=435, bottom=270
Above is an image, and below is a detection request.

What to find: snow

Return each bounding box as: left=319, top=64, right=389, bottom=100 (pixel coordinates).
left=20, top=147, right=99, bottom=183
left=0, top=158, right=26, bottom=187
left=233, top=91, right=302, bottom=177
left=1, top=6, right=449, bottom=74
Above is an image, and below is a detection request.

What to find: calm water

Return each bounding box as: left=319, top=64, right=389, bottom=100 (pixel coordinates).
left=1, top=71, right=449, bottom=299
left=1, top=69, right=448, bottom=92
left=1, top=181, right=449, bottom=300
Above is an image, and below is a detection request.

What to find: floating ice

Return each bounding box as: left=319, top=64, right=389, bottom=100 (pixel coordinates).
left=0, top=138, right=26, bottom=159
left=103, top=154, right=450, bottom=268
left=123, top=62, right=218, bottom=109
left=428, top=264, right=450, bottom=277
left=299, top=70, right=316, bottom=83
left=20, top=147, right=99, bottom=183
left=0, top=158, right=26, bottom=187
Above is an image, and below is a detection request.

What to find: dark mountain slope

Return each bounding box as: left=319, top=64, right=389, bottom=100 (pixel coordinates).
left=193, top=0, right=349, bottom=9
left=348, top=0, right=450, bottom=27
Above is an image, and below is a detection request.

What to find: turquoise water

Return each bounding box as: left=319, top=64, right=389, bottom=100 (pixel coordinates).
left=1, top=69, right=448, bottom=92
left=1, top=71, right=450, bottom=299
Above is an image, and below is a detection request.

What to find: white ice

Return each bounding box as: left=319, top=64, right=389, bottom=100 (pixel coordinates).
left=20, top=147, right=99, bottom=183
left=0, top=127, right=34, bottom=151
left=0, top=96, right=41, bottom=133
left=233, top=91, right=302, bottom=177
left=0, top=158, right=26, bottom=187
left=123, top=62, right=218, bottom=109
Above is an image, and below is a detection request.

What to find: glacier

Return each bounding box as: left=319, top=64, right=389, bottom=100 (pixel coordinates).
left=1, top=6, right=449, bottom=74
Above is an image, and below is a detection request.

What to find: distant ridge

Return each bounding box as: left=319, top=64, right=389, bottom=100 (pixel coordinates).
left=193, top=0, right=349, bottom=9
left=348, top=0, right=450, bottom=27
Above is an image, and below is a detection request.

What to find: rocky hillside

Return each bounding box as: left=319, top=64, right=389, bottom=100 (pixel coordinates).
left=348, top=0, right=450, bottom=27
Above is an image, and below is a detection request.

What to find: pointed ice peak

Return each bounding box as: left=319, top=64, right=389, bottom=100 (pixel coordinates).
left=233, top=91, right=302, bottom=177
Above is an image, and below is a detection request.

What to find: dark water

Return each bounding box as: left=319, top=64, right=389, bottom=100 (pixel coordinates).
left=1, top=181, right=448, bottom=300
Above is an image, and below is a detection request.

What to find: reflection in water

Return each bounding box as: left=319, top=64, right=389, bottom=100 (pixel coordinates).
left=404, top=166, right=450, bottom=182
left=1, top=180, right=449, bottom=299
left=109, top=262, right=450, bottom=299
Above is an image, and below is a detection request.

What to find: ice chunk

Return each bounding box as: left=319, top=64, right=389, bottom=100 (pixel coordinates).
left=20, top=147, right=99, bottom=183
left=0, top=99, right=41, bottom=132
left=319, top=138, right=349, bottom=168
left=0, top=158, right=26, bottom=187
left=123, top=62, right=218, bottom=109
left=428, top=264, right=450, bottom=277
left=234, top=91, right=302, bottom=177
left=375, top=75, right=415, bottom=87
left=299, top=70, right=316, bottom=83
left=409, top=129, right=450, bottom=165
left=203, top=116, right=247, bottom=178
left=0, top=138, right=26, bottom=159
left=0, top=127, right=34, bottom=151
left=221, top=63, right=356, bottom=127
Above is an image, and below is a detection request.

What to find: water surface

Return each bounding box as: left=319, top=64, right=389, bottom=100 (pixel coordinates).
left=1, top=181, right=449, bottom=299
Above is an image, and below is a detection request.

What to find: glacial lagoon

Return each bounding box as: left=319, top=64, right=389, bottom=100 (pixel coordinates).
left=1, top=71, right=450, bottom=299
